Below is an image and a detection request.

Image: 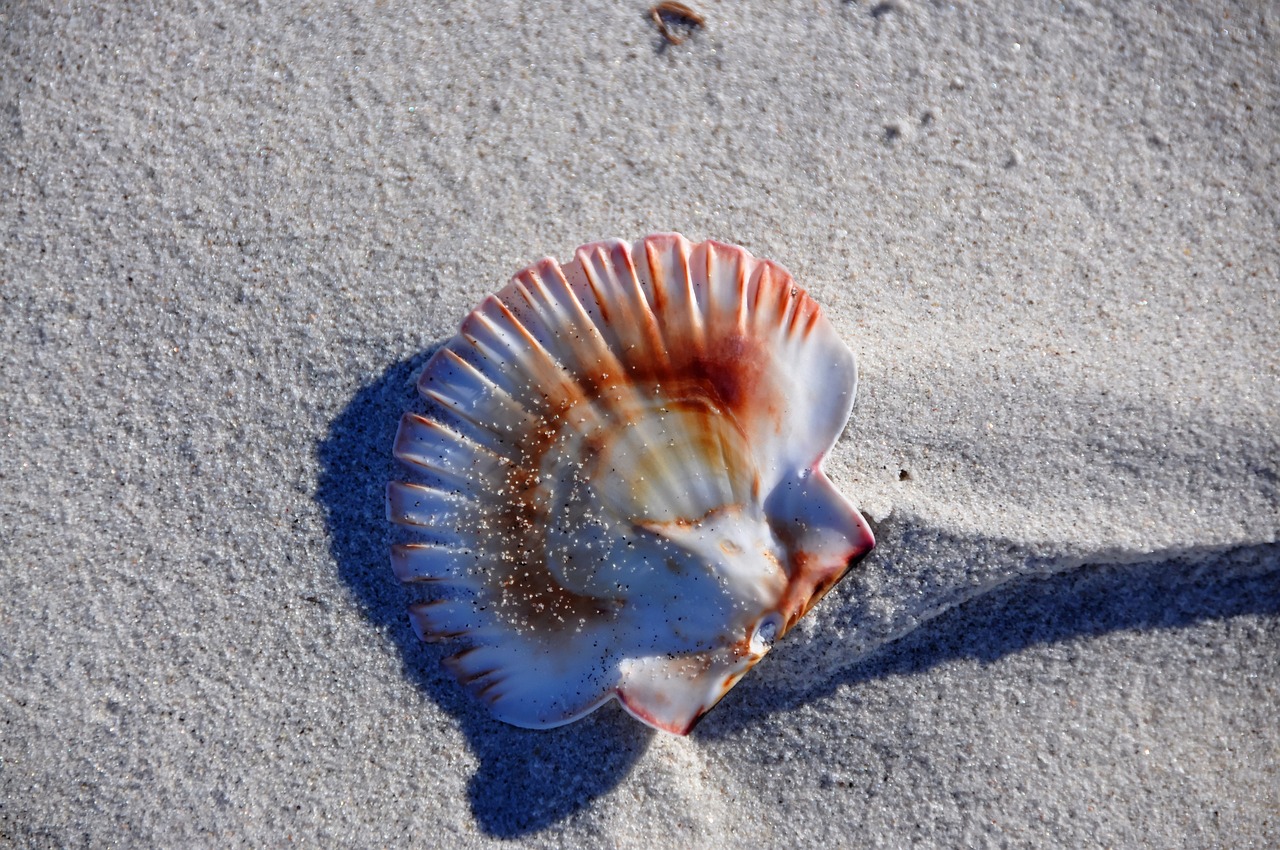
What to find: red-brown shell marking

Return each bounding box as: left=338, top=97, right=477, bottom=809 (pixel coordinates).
left=388, top=234, right=875, bottom=734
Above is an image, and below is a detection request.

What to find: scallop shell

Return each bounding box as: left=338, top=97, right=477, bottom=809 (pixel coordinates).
left=388, top=233, right=875, bottom=734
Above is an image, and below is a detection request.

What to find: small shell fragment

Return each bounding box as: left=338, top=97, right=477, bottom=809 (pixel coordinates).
left=389, top=233, right=875, bottom=734
left=650, top=2, right=705, bottom=45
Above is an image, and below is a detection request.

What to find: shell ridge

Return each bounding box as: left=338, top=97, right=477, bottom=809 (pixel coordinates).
left=627, top=236, right=757, bottom=515
left=783, top=284, right=814, bottom=341
left=393, top=413, right=503, bottom=487
left=546, top=246, right=714, bottom=509
left=387, top=480, right=477, bottom=531
left=729, top=246, right=751, bottom=335
left=639, top=234, right=697, bottom=360
left=437, top=347, right=539, bottom=434
left=565, top=237, right=779, bottom=529
left=626, top=240, right=671, bottom=368
left=575, top=247, right=613, bottom=325
left=748, top=260, right=773, bottom=331
left=453, top=326, right=583, bottom=449
left=716, top=241, right=752, bottom=335
left=508, top=273, right=600, bottom=395
left=516, top=262, right=637, bottom=408
left=511, top=266, right=588, bottom=360
left=683, top=242, right=707, bottom=348
left=455, top=327, right=522, bottom=400
left=705, top=241, right=757, bottom=342
left=485, top=297, right=587, bottom=412
left=422, top=387, right=519, bottom=448
left=580, top=240, right=650, bottom=364
left=439, top=326, right=548, bottom=453
left=576, top=245, right=636, bottom=360
left=634, top=232, right=696, bottom=348
left=642, top=236, right=672, bottom=323
left=462, top=303, right=524, bottom=375
left=537, top=258, right=623, bottom=368
left=409, top=599, right=486, bottom=641
left=501, top=253, right=739, bottom=536
left=391, top=542, right=479, bottom=588
left=770, top=285, right=800, bottom=348
left=439, top=624, right=624, bottom=728
left=492, top=272, right=657, bottom=458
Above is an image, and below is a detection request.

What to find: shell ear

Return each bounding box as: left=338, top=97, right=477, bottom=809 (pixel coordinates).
left=615, top=649, right=764, bottom=735
left=766, top=469, right=875, bottom=561
left=765, top=469, right=876, bottom=626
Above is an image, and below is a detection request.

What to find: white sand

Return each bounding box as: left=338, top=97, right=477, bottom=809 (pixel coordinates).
left=2, top=0, right=1277, bottom=845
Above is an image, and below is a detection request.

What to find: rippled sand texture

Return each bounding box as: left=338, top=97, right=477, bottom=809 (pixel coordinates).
left=1, top=1, right=1276, bottom=846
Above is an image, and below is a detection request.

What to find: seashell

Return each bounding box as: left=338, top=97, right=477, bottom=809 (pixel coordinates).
left=388, top=233, right=875, bottom=734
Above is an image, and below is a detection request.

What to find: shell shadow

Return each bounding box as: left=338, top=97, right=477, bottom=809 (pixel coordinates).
left=317, top=350, right=1280, bottom=827
left=694, top=520, right=1280, bottom=739
left=316, top=353, right=653, bottom=838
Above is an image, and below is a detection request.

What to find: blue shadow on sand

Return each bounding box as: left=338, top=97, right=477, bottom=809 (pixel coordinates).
left=319, top=354, right=1280, bottom=835
left=694, top=528, right=1280, bottom=739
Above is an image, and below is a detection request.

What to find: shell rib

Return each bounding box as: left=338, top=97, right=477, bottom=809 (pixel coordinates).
left=389, top=233, right=875, bottom=734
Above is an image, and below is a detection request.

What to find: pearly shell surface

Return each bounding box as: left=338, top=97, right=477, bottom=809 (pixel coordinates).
left=388, top=233, right=875, bottom=734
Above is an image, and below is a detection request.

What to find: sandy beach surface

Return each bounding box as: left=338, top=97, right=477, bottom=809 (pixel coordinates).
left=2, top=1, right=1277, bottom=846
